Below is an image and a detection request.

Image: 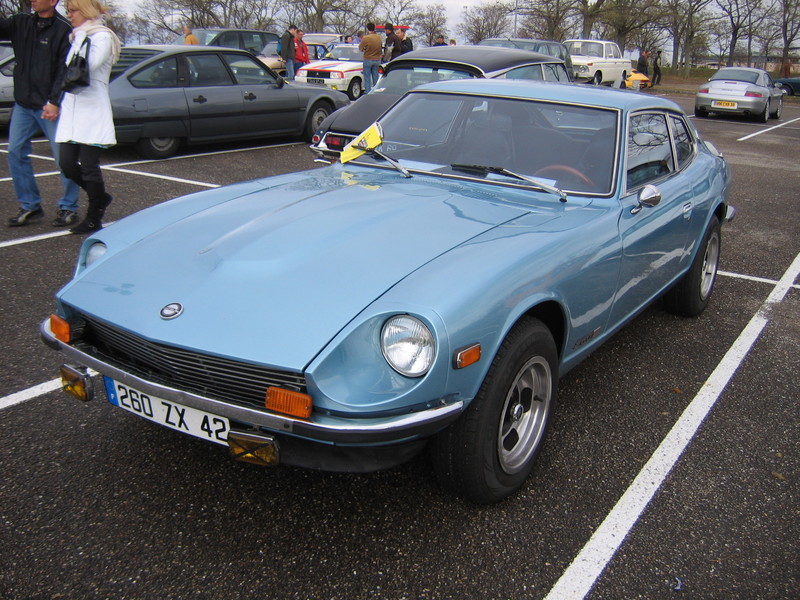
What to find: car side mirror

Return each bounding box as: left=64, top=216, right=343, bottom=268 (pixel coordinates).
left=631, top=184, right=662, bottom=214
left=276, top=76, right=285, bottom=88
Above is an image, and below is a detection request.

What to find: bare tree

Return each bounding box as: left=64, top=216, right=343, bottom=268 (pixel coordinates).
left=575, top=0, right=608, bottom=38
left=597, top=0, right=665, bottom=51
left=412, top=4, right=449, bottom=46
left=776, top=0, right=800, bottom=67
left=715, top=0, right=749, bottom=65
left=518, top=0, right=581, bottom=41
left=457, top=2, right=512, bottom=43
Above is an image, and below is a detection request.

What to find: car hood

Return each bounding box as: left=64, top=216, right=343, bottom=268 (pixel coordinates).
left=303, top=60, right=362, bottom=72
left=326, top=93, right=399, bottom=135
left=59, top=167, right=558, bottom=371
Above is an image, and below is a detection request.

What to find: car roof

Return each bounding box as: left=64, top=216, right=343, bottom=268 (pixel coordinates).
left=386, top=46, right=561, bottom=73
left=412, top=78, right=683, bottom=113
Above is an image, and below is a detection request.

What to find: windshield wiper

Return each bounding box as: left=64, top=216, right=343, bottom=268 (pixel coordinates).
left=367, top=148, right=412, bottom=178
left=450, top=163, right=567, bottom=202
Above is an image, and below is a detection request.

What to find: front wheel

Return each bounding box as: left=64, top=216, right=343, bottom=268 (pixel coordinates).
left=592, top=71, right=602, bottom=85
left=431, top=317, right=558, bottom=504
left=135, top=136, right=181, bottom=159
left=664, top=215, right=721, bottom=317
left=304, top=102, right=332, bottom=141
left=347, top=78, right=363, bottom=100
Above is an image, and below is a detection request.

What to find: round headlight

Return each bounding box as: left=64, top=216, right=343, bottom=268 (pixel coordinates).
left=381, top=315, right=436, bottom=377
left=85, top=242, right=107, bottom=267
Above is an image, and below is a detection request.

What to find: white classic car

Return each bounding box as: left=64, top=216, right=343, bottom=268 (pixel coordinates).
left=565, top=39, right=631, bottom=85
left=295, top=44, right=364, bottom=99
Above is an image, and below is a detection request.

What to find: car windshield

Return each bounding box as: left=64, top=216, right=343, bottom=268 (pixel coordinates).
left=354, top=91, right=619, bottom=196
left=566, top=41, right=603, bottom=57
left=328, top=45, right=362, bottom=61
left=710, top=69, right=759, bottom=84
left=371, top=65, right=475, bottom=95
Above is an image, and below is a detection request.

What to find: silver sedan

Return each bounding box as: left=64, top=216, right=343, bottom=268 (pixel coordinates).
left=695, top=66, right=784, bottom=122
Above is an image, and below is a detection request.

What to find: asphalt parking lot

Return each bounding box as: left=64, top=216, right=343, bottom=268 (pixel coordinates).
left=1, top=94, right=798, bottom=600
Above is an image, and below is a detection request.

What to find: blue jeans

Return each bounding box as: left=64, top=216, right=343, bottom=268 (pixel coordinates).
left=363, top=60, right=381, bottom=93
left=285, top=58, right=296, bottom=80
left=7, top=104, right=80, bottom=212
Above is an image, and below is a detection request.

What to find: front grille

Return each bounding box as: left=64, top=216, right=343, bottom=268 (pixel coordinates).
left=72, top=313, right=307, bottom=411
left=306, top=70, right=332, bottom=79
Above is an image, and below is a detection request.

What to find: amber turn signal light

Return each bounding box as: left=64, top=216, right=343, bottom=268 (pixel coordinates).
left=454, top=343, right=481, bottom=369
left=51, top=314, right=71, bottom=344
left=265, top=387, right=312, bottom=419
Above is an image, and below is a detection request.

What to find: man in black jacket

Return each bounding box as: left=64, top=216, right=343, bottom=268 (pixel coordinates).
left=0, top=0, right=80, bottom=227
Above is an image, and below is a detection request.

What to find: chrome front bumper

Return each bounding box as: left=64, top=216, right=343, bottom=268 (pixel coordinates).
left=41, top=317, right=464, bottom=445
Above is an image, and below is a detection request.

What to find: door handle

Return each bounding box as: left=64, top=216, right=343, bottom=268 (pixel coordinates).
left=244, top=92, right=257, bottom=100
left=193, top=95, right=207, bottom=104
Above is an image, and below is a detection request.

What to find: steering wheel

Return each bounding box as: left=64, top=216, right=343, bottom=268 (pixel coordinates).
left=534, top=165, right=594, bottom=187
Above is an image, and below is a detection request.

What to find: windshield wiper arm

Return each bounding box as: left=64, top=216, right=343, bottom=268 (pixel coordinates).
left=450, top=163, right=567, bottom=202
left=367, top=148, right=412, bottom=178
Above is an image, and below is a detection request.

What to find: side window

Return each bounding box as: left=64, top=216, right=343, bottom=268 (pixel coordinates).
left=500, top=65, right=544, bottom=80
left=222, top=53, right=278, bottom=85
left=129, top=56, right=179, bottom=88
left=543, top=63, right=568, bottom=82
left=670, top=115, right=695, bottom=169
left=214, top=32, right=240, bottom=49
left=187, top=54, right=234, bottom=86
left=626, top=113, right=674, bottom=189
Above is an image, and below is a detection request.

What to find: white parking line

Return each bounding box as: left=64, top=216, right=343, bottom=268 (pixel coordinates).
left=544, top=250, right=800, bottom=600
left=737, top=116, right=800, bottom=141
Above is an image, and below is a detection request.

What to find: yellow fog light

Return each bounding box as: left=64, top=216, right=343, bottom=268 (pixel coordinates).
left=227, top=431, right=280, bottom=466
left=60, top=364, right=94, bottom=402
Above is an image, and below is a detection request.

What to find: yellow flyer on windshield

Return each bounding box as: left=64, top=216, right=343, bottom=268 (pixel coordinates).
left=340, top=123, right=382, bottom=163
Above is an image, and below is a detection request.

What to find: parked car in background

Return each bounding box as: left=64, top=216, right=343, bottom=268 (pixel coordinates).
left=109, top=45, right=349, bottom=158
left=695, top=66, right=783, bottom=121
left=260, top=41, right=330, bottom=75
left=774, top=76, right=800, bottom=95
left=171, top=28, right=278, bottom=55
left=311, top=45, right=571, bottom=159
left=295, top=44, right=365, bottom=99
left=624, top=70, right=651, bottom=89
left=565, top=39, right=630, bottom=84
left=0, top=52, right=14, bottom=126
left=477, top=37, right=573, bottom=79
left=45, top=79, right=733, bottom=504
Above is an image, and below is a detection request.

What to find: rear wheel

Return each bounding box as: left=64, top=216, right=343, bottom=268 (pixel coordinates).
left=431, top=317, right=557, bottom=504
left=694, top=106, right=707, bottom=118
left=135, top=136, right=181, bottom=159
left=664, top=215, right=721, bottom=317
left=757, top=99, right=769, bottom=123
left=304, top=102, right=332, bottom=141
left=771, top=96, right=782, bottom=119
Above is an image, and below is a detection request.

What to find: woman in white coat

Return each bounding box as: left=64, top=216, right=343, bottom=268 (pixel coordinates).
left=55, top=0, right=120, bottom=234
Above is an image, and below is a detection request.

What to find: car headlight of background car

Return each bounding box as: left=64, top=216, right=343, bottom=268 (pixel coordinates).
left=381, top=315, right=436, bottom=377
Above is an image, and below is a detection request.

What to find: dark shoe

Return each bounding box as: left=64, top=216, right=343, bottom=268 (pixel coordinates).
left=52, top=209, right=79, bottom=227
left=70, top=219, right=103, bottom=235
left=8, top=206, right=44, bottom=227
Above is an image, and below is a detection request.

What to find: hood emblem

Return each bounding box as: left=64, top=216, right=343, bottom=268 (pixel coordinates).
left=160, top=303, right=184, bottom=320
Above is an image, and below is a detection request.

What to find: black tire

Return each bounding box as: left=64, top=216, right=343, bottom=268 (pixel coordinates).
left=431, top=317, right=558, bottom=504
left=347, top=78, right=363, bottom=100
left=771, top=96, right=782, bottom=119
left=135, top=136, right=181, bottom=159
left=694, top=107, right=706, bottom=118
left=304, top=102, right=332, bottom=141
left=664, top=215, right=721, bottom=317
left=592, top=71, right=602, bottom=85
left=757, top=99, right=769, bottom=123
left=620, top=71, right=627, bottom=88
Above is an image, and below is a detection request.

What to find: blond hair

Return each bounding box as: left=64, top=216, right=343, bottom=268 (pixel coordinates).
left=67, top=0, right=107, bottom=21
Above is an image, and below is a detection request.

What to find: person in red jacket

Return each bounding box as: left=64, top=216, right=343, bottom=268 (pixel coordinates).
left=294, top=29, right=310, bottom=70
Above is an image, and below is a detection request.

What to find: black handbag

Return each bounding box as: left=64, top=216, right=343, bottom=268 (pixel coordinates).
left=63, top=37, right=91, bottom=92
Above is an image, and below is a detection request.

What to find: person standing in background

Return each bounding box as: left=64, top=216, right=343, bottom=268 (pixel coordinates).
left=280, top=24, right=297, bottom=80
left=294, top=29, right=309, bottom=70
left=52, top=0, right=121, bottom=234
left=359, top=22, right=382, bottom=94
left=636, top=49, right=650, bottom=76
left=652, top=50, right=662, bottom=85
left=183, top=24, right=198, bottom=45
left=433, top=34, right=446, bottom=47
left=0, top=0, right=80, bottom=227
left=383, top=23, right=400, bottom=62
left=396, top=28, right=412, bottom=55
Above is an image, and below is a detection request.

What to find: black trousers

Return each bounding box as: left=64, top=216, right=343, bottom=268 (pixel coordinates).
left=58, top=142, right=106, bottom=202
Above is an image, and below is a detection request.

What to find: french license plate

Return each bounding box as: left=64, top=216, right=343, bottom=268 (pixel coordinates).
left=308, top=78, right=325, bottom=85
left=712, top=100, right=737, bottom=108
left=104, top=377, right=229, bottom=446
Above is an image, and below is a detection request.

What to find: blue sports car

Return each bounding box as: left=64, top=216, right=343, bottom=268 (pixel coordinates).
left=43, top=80, right=733, bottom=503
